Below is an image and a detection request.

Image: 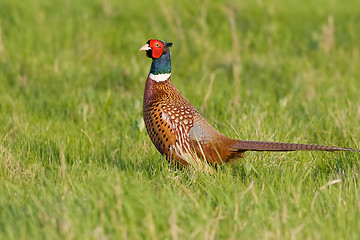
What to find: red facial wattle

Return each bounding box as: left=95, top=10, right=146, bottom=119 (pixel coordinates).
left=149, top=39, right=164, bottom=59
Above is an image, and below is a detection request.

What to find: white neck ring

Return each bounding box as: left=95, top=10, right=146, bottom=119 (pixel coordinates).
left=149, top=73, right=171, bottom=82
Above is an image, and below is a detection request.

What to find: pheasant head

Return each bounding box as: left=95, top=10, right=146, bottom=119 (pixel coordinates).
left=139, top=39, right=173, bottom=81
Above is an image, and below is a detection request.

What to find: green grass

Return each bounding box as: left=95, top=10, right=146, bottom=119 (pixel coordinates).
left=1, top=0, right=360, bottom=239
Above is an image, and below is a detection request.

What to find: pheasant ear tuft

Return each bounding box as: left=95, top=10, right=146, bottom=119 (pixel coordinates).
left=166, top=42, right=173, bottom=48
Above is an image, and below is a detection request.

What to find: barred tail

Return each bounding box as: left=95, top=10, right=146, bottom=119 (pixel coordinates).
left=232, top=140, right=360, bottom=152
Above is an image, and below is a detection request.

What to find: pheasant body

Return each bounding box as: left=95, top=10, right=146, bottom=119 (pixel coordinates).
left=140, top=39, right=359, bottom=166
left=143, top=75, right=244, bottom=165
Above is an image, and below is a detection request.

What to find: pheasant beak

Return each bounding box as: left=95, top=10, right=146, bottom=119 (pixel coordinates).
left=139, top=44, right=151, bottom=51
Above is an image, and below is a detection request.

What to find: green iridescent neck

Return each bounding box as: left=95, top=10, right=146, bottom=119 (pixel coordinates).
left=150, top=51, right=171, bottom=75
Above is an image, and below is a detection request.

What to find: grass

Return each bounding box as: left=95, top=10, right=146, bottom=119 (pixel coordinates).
left=1, top=0, right=360, bottom=239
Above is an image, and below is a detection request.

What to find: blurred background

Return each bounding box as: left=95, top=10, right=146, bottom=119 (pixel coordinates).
left=1, top=0, right=360, bottom=128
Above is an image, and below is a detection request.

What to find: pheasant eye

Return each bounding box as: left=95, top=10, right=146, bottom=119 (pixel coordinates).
left=155, top=43, right=160, bottom=47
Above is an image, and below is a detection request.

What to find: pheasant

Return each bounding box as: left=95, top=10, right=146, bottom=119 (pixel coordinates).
left=139, top=39, right=359, bottom=166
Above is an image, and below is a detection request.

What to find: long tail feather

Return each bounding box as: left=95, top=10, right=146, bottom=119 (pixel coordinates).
left=233, top=140, right=360, bottom=152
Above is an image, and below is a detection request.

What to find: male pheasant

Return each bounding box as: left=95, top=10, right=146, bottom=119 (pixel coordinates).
left=139, top=39, right=359, bottom=166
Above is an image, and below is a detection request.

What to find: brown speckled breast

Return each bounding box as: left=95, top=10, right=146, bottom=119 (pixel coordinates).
left=143, top=76, right=242, bottom=165
left=143, top=76, right=194, bottom=165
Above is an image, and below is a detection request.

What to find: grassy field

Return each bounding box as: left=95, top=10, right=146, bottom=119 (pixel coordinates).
left=1, top=0, right=360, bottom=239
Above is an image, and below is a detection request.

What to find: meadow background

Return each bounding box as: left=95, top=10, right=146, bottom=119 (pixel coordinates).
left=1, top=0, right=360, bottom=239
